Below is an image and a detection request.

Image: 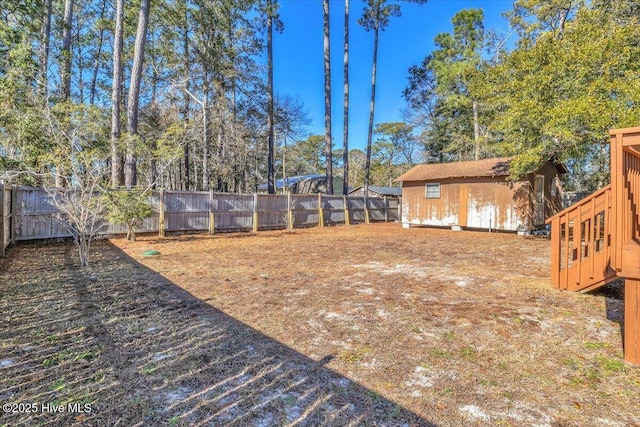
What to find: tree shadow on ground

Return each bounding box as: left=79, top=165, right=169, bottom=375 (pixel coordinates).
left=0, top=241, right=435, bottom=426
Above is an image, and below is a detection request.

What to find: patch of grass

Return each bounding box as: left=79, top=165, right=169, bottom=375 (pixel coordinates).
left=75, top=350, right=97, bottom=361
left=585, top=342, right=609, bottom=349
left=584, top=368, right=602, bottom=385
left=141, top=366, right=158, bottom=375
left=43, top=350, right=73, bottom=367
left=444, top=331, right=455, bottom=340
left=596, top=356, right=626, bottom=374
left=563, top=357, right=580, bottom=369
left=430, top=348, right=453, bottom=359
left=50, top=378, right=65, bottom=392
left=169, top=416, right=180, bottom=427
left=569, top=376, right=584, bottom=387
left=410, top=326, right=421, bottom=334
left=338, top=347, right=369, bottom=363
left=460, top=346, right=477, bottom=361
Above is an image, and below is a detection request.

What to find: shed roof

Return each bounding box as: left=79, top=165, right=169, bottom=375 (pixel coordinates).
left=395, top=157, right=513, bottom=182
left=349, top=186, right=402, bottom=196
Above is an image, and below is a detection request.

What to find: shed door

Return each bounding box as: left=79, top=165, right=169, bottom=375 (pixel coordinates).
left=534, top=175, right=545, bottom=225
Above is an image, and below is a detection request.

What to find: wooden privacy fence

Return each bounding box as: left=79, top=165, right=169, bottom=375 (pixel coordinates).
left=0, top=187, right=401, bottom=248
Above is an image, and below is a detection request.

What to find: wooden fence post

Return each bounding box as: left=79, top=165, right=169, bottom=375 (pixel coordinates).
left=364, top=196, right=370, bottom=224
left=384, top=196, right=388, bottom=222
left=209, top=190, right=215, bottom=234
left=11, top=185, right=17, bottom=245
left=287, top=193, right=293, bottom=230
left=0, top=184, right=4, bottom=257
left=252, top=193, right=259, bottom=232
left=344, top=195, right=350, bottom=226
left=158, top=189, right=165, bottom=238
left=318, top=193, right=324, bottom=228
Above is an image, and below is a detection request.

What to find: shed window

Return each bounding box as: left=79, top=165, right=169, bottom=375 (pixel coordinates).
left=425, top=183, right=441, bottom=199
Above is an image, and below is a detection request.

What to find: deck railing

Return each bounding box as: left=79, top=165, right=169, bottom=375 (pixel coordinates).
left=547, top=184, right=615, bottom=292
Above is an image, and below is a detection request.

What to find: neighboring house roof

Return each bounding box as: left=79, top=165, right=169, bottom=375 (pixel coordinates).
left=349, top=186, right=402, bottom=196
left=395, top=157, right=567, bottom=182
left=257, top=174, right=342, bottom=190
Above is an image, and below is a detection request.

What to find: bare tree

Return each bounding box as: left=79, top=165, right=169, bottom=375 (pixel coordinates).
left=48, top=167, right=107, bottom=267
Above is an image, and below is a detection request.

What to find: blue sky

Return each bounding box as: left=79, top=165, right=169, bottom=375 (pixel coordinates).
left=272, top=0, right=515, bottom=152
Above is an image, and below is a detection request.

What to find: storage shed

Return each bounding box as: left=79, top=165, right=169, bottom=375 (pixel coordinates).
left=395, top=157, right=567, bottom=232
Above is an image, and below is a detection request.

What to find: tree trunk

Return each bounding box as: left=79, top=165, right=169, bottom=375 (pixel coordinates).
left=364, top=27, right=379, bottom=196
left=202, top=92, right=209, bottom=191
left=89, top=0, right=106, bottom=106
left=61, top=0, right=73, bottom=100
left=267, top=0, right=275, bottom=194
left=473, top=99, right=480, bottom=160
left=125, top=0, right=150, bottom=188
left=55, top=0, right=74, bottom=188
left=38, top=0, right=52, bottom=97
left=342, top=0, right=349, bottom=195
left=323, top=0, right=333, bottom=195
left=111, top=0, right=124, bottom=187
left=182, top=2, right=191, bottom=191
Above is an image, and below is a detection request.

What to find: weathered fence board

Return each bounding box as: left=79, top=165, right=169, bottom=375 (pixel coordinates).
left=14, top=187, right=72, bottom=240
left=1, top=185, right=10, bottom=255
left=291, top=195, right=320, bottom=227
left=257, top=194, right=288, bottom=230
left=211, top=193, right=254, bottom=232
left=347, top=197, right=367, bottom=224
left=322, top=195, right=346, bottom=225
left=164, top=191, right=209, bottom=232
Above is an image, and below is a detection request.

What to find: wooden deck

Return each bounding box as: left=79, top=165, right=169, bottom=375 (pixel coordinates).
left=548, top=127, right=640, bottom=364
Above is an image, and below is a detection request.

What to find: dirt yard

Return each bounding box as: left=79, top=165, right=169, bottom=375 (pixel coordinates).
left=1, top=223, right=639, bottom=426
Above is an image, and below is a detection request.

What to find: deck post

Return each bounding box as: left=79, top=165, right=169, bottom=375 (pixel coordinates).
left=384, top=196, right=388, bottom=222
left=344, top=195, right=350, bottom=226
left=158, top=189, right=165, bottom=238
left=550, top=216, right=560, bottom=289
left=625, top=278, right=640, bottom=364
left=252, top=193, right=259, bottom=232
left=318, top=193, right=324, bottom=227
left=209, top=190, right=215, bottom=234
